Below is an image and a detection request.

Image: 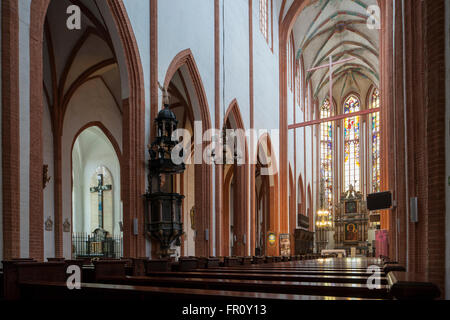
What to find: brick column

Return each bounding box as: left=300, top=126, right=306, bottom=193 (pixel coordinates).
left=2, top=0, right=21, bottom=260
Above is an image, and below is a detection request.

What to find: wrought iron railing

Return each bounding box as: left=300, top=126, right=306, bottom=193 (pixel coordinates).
left=72, top=232, right=123, bottom=259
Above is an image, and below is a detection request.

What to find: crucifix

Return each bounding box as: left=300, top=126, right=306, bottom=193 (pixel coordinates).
left=289, top=56, right=381, bottom=130
left=90, top=174, right=112, bottom=230
left=307, top=56, right=355, bottom=110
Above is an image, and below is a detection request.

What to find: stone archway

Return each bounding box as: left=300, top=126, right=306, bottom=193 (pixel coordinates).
left=255, top=133, right=279, bottom=256
left=288, top=165, right=296, bottom=254
left=29, top=0, right=145, bottom=259
left=163, top=49, right=213, bottom=257
left=221, top=99, right=249, bottom=257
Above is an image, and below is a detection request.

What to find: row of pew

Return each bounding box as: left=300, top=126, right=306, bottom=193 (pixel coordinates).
left=1, top=255, right=441, bottom=301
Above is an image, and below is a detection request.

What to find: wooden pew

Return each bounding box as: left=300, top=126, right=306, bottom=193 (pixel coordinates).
left=177, top=257, right=198, bottom=271
left=223, top=257, right=240, bottom=267
left=253, top=256, right=265, bottom=264
left=144, top=270, right=388, bottom=285
left=6, top=257, right=442, bottom=301
left=93, top=260, right=127, bottom=281
left=144, top=259, right=170, bottom=273
left=97, top=275, right=390, bottom=299
left=91, top=258, right=390, bottom=299
left=387, top=271, right=441, bottom=300
left=197, top=257, right=220, bottom=269
left=18, top=281, right=372, bottom=301
left=2, top=261, right=67, bottom=300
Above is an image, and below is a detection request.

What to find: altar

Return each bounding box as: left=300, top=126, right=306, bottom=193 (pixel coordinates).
left=333, top=186, right=370, bottom=256
left=321, top=249, right=347, bottom=257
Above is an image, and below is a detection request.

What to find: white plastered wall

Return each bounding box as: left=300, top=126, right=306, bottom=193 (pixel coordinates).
left=18, top=0, right=31, bottom=258
left=61, top=79, right=122, bottom=258
left=71, top=128, right=121, bottom=236
left=121, top=0, right=152, bottom=257
left=43, top=99, right=55, bottom=259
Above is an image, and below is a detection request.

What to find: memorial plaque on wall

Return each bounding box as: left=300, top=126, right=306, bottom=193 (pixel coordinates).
left=268, top=232, right=276, bottom=247
left=279, top=234, right=290, bottom=256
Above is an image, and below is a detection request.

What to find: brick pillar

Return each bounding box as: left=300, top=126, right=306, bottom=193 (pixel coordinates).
left=2, top=0, right=21, bottom=260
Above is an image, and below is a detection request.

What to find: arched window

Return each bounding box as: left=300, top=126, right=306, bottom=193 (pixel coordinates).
left=259, top=0, right=269, bottom=42
left=295, top=61, right=301, bottom=105
left=320, top=99, right=333, bottom=209
left=343, top=95, right=361, bottom=191
left=370, top=89, right=381, bottom=192
left=287, top=34, right=294, bottom=91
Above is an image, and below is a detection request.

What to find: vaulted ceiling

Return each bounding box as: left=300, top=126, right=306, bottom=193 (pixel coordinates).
left=43, top=0, right=123, bottom=123
left=291, top=0, right=379, bottom=101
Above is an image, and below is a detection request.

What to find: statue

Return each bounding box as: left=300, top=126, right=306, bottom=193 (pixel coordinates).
left=342, top=184, right=363, bottom=200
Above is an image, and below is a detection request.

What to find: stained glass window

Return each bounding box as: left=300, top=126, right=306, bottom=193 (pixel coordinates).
left=343, top=95, right=361, bottom=191
left=320, top=99, right=333, bottom=210
left=371, top=89, right=381, bottom=192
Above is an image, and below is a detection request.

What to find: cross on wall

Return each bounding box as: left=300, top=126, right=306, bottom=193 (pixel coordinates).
left=90, top=174, right=112, bottom=230
left=289, top=56, right=381, bottom=130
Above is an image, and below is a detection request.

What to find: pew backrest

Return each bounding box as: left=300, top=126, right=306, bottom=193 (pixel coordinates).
left=387, top=271, right=441, bottom=300
left=2, top=261, right=67, bottom=300
left=93, top=260, right=127, bottom=281
left=144, top=259, right=170, bottom=274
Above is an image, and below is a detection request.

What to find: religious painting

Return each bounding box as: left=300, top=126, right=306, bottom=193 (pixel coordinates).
left=345, top=223, right=358, bottom=241
left=279, top=234, right=290, bottom=257
left=345, top=200, right=357, bottom=214
left=268, top=232, right=276, bottom=247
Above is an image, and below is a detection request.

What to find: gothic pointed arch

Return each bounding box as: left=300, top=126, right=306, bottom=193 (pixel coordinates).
left=307, top=183, right=313, bottom=232
left=255, top=133, right=280, bottom=256
left=221, top=99, right=249, bottom=256
left=288, top=164, right=296, bottom=254
left=29, top=0, right=145, bottom=259
left=163, top=49, right=213, bottom=257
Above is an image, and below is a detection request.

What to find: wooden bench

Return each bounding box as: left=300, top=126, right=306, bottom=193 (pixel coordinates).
left=252, top=256, right=265, bottom=264
left=387, top=271, right=441, bottom=300
left=2, top=261, right=67, bottom=300
left=223, top=257, right=240, bottom=267
left=197, top=257, right=220, bottom=269
left=144, top=270, right=388, bottom=285
left=191, top=268, right=385, bottom=278
left=97, top=275, right=390, bottom=299
left=3, top=257, right=441, bottom=301
left=144, top=259, right=170, bottom=273
left=18, top=280, right=374, bottom=301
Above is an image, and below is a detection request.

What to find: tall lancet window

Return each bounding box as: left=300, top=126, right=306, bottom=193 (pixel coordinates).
left=320, top=99, right=333, bottom=209
left=343, top=95, right=361, bottom=191
left=370, top=89, right=381, bottom=192
left=259, top=0, right=268, bottom=41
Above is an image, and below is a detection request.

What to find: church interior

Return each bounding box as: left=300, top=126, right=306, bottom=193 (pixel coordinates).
left=0, top=0, right=449, bottom=304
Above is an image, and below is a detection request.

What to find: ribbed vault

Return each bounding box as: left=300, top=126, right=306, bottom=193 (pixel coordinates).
left=292, top=0, right=379, bottom=102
